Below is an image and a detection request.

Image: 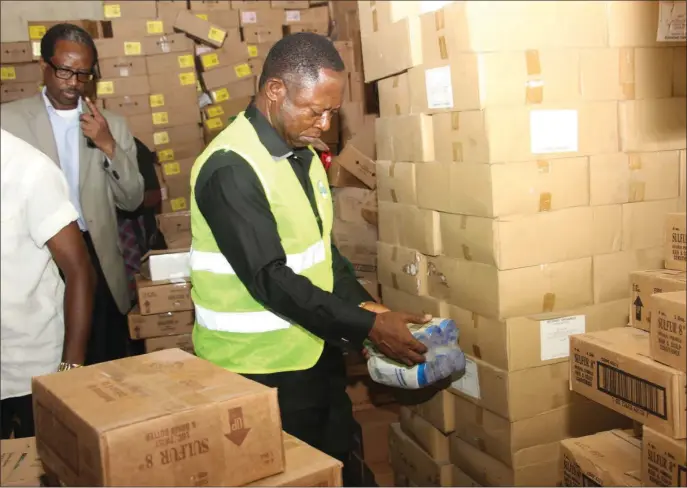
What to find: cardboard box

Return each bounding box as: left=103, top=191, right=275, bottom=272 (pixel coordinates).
left=375, top=114, right=434, bottom=163
left=450, top=299, right=628, bottom=373
left=283, top=5, right=329, bottom=24
left=190, top=10, right=240, bottom=31
left=665, top=212, right=686, bottom=271
left=681, top=151, right=686, bottom=205
left=642, top=425, right=687, bottom=487
left=619, top=98, right=687, bottom=152
left=400, top=407, right=450, bottom=463
left=650, top=290, right=687, bottom=374
left=0, top=42, right=33, bottom=64
left=334, top=40, right=356, bottom=73
left=432, top=101, right=618, bottom=165
left=417, top=158, right=589, bottom=218
left=378, top=201, right=441, bottom=257
left=345, top=377, right=396, bottom=412
left=378, top=71, right=410, bottom=117
left=389, top=423, right=453, bottom=487
left=376, top=161, right=417, bottom=206
left=608, top=0, right=687, bottom=48
left=674, top=47, right=686, bottom=97
left=449, top=436, right=561, bottom=487
left=98, top=56, right=147, bottom=79
left=453, top=394, right=631, bottom=469
left=376, top=242, right=429, bottom=297
left=593, top=247, right=665, bottom=304
left=102, top=0, right=157, bottom=19
left=629, top=269, right=686, bottom=331
left=589, top=151, right=681, bottom=206
left=144, top=333, right=194, bottom=354
left=242, top=25, right=283, bottom=44
left=247, top=433, right=342, bottom=487
left=333, top=187, right=374, bottom=226
left=271, top=0, right=309, bottom=7
left=452, top=466, right=481, bottom=487
left=231, top=0, right=272, bottom=9
left=201, top=62, right=253, bottom=90
left=284, top=23, right=329, bottom=36
left=358, top=1, right=421, bottom=37
left=156, top=139, right=205, bottom=165
left=95, top=34, right=194, bottom=59
left=174, top=10, right=228, bottom=47
left=32, top=349, right=284, bottom=486
left=148, top=70, right=198, bottom=97
left=361, top=16, right=423, bottom=83
left=150, top=102, right=201, bottom=130
left=0, top=63, right=40, bottom=84
left=353, top=406, right=399, bottom=464
left=190, top=0, right=231, bottom=11
left=326, top=159, right=367, bottom=188
left=333, top=143, right=376, bottom=189
left=406, top=388, right=455, bottom=435
left=198, top=42, right=252, bottom=71
left=239, top=7, right=284, bottom=27
left=0, top=438, right=43, bottom=487
left=108, top=18, right=177, bottom=38
left=135, top=274, right=193, bottom=315
left=157, top=211, right=192, bottom=248
left=332, top=219, right=377, bottom=270
left=570, top=327, right=687, bottom=439
left=153, top=124, right=204, bottom=148
left=622, top=199, right=681, bottom=252
left=27, top=20, right=99, bottom=58
left=561, top=430, right=642, bottom=487
left=127, top=306, right=194, bottom=340
left=207, top=77, right=256, bottom=104
left=202, top=95, right=252, bottom=120
left=145, top=52, right=196, bottom=75
left=158, top=0, right=191, bottom=14
left=381, top=287, right=449, bottom=318
left=96, top=76, right=151, bottom=99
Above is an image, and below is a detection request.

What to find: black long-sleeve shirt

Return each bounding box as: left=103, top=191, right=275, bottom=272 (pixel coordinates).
left=195, top=103, right=376, bottom=349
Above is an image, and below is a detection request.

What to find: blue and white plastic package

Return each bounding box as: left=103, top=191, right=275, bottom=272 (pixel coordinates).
left=365, top=317, right=466, bottom=389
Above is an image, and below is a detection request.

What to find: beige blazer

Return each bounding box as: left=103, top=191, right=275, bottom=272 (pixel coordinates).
left=0, top=94, right=144, bottom=314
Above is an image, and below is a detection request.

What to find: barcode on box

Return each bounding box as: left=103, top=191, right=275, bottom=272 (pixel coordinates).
left=597, top=363, right=667, bottom=419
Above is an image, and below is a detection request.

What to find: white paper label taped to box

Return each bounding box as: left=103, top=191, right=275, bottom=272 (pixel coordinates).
left=285, top=10, right=301, bottom=22
left=425, top=66, right=454, bottom=110
left=657, top=1, right=686, bottom=41
left=530, top=109, right=578, bottom=154
left=540, top=314, right=586, bottom=361
left=451, top=358, right=480, bottom=399
left=241, top=11, right=258, bottom=24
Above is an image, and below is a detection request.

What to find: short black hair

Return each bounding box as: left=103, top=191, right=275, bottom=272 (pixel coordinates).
left=258, top=32, right=345, bottom=90
left=40, top=23, right=98, bottom=65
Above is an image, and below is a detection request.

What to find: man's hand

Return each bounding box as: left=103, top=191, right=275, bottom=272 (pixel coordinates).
left=368, top=311, right=430, bottom=366
left=81, top=96, right=116, bottom=158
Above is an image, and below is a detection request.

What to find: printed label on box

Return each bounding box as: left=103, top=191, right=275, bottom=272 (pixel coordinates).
left=196, top=13, right=209, bottom=21
left=150, top=94, right=165, bottom=107
left=178, top=54, right=194, bottom=69
left=208, top=27, right=226, bottom=43
left=285, top=10, right=301, bottom=22
left=158, top=149, right=175, bottom=162
left=163, top=162, right=181, bottom=175
left=540, top=315, right=586, bottom=361
left=213, top=87, right=230, bottom=102
left=451, top=358, right=480, bottom=399
left=207, top=106, right=224, bottom=118
left=152, top=112, right=169, bottom=125
left=96, top=81, right=115, bottom=96
left=205, top=117, right=224, bottom=130
left=202, top=53, right=220, bottom=69
left=147, top=20, right=164, bottom=34
left=171, top=197, right=188, bottom=211
left=425, top=65, right=454, bottom=110
left=29, top=25, right=46, bottom=40
left=657, top=1, right=686, bottom=41
left=179, top=72, right=197, bottom=86
left=118, top=67, right=130, bottom=77
left=154, top=131, right=170, bottom=146
left=247, top=45, right=259, bottom=57
left=124, top=41, right=142, bottom=56
left=530, top=109, right=579, bottom=154
left=104, top=3, right=122, bottom=18
left=234, top=63, right=252, bottom=78
left=241, top=11, right=258, bottom=24
left=1, top=67, right=17, bottom=81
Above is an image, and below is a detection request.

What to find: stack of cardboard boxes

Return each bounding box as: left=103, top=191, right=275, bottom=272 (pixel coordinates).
left=565, top=211, right=686, bottom=487
left=357, top=0, right=686, bottom=485
left=0, top=42, right=42, bottom=103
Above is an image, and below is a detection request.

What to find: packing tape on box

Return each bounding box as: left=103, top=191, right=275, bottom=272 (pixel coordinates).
left=542, top=292, right=556, bottom=312
left=390, top=189, right=398, bottom=203
left=471, top=313, right=482, bottom=359
left=619, top=47, right=636, bottom=100
left=434, top=10, right=448, bottom=60
left=537, top=161, right=552, bottom=210
left=450, top=112, right=464, bottom=162
left=525, top=50, right=543, bottom=104
left=372, top=9, right=378, bottom=32
left=627, top=154, right=645, bottom=202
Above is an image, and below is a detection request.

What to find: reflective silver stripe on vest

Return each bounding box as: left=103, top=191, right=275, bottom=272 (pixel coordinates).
left=190, top=240, right=326, bottom=275
left=195, top=303, right=292, bottom=333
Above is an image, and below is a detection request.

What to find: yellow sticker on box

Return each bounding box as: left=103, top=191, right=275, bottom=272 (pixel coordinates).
left=247, top=45, right=259, bottom=57
left=213, top=88, right=230, bottom=102
left=207, top=106, right=224, bottom=118
left=104, top=4, right=122, bottom=18
left=179, top=72, right=196, bottom=86
left=208, top=27, right=226, bottom=43
left=205, top=117, right=224, bottom=130
left=201, top=53, right=220, bottom=69
left=124, top=42, right=142, bottom=56
left=163, top=162, right=181, bottom=176
left=1, top=67, right=17, bottom=81
left=96, top=81, right=115, bottom=96
left=178, top=54, right=194, bottom=69
left=158, top=149, right=175, bottom=162
left=154, top=131, right=170, bottom=146
left=149, top=94, right=165, bottom=107
left=29, top=25, right=47, bottom=40
left=234, top=63, right=252, bottom=78
left=152, top=112, right=169, bottom=125
left=147, top=20, right=164, bottom=34
left=171, top=197, right=188, bottom=211
left=196, top=13, right=208, bottom=20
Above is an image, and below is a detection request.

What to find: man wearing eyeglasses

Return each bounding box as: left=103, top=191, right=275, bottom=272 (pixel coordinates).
left=0, top=23, right=144, bottom=365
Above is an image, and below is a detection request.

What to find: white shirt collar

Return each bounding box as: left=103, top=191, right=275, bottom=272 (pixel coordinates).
left=41, top=86, right=82, bottom=117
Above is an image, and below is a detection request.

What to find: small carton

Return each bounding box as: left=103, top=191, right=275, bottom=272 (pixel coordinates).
left=642, top=425, right=687, bottom=487
left=333, top=143, right=376, bottom=189
left=96, top=76, right=151, bottom=99
left=157, top=211, right=192, bottom=248
left=0, top=437, right=44, bottom=487
left=140, top=249, right=191, bottom=282
left=629, top=269, right=687, bottom=331
left=102, top=0, right=157, bottom=19
left=174, top=10, right=228, bottom=48
left=32, top=349, right=285, bottom=486
left=144, top=333, right=194, bottom=354
left=570, top=327, right=687, bottom=439
left=650, top=290, right=687, bottom=373
left=0, top=42, right=33, bottom=64
left=127, top=305, right=195, bottom=340
left=242, top=26, right=284, bottom=44
left=104, top=95, right=151, bottom=117
left=665, top=212, right=686, bottom=271
left=400, top=407, right=450, bottom=463
left=98, top=56, right=147, bottom=79
left=135, top=274, right=193, bottom=315
left=207, top=77, right=256, bottom=104
left=145, top=52, right=196, bottom=75
left=389, top=423, right=453, bottom=487
left=201, top=62, right=253, bottom=89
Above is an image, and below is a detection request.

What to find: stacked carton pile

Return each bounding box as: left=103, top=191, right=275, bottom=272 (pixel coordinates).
left=358, top=0, right=686, bottom=486
left=0, top=42, right=42, bottom=103
left=565, top=212, right=686, bottom=487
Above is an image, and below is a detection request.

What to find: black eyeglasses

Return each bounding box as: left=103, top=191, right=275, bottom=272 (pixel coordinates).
left=46, top=59, right=95, bottom=83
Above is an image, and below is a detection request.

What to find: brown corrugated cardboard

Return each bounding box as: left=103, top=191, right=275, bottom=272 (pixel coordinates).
left=98, top=56, right=147, bottom=79
left=358, top=1, right=421, bottom=37
left=242, top=26, right=283, bottom=44
left=103, top=0, right=157, bottom=19
left=190, top=11, right=240, bottom=31
left=453, top=394, right=631, bottom=469
left=450, top=299, right=628, bottom=372
left=32, top=349, right=285, bottom=486
left=153, top=124, right=204, bottom=148
left=148, top=70, right=198, bottom=98
left=28, top=20, right=99, bottom=59
left=665, top=212, right=687, bottom=271
left=608, top=1, right=687, bottom=48
left=353, top=406, right=399, bottom=464
left=425, top=256, right=593, bottom=319
left=622, top=199, right=681, bottom=252
left=127, top=306, right=194, bottom=340
left=198, top=42, right=252, bottom=71
left=231, top=0, right=272, bottom=9
left=361, top=16, right=423, bottom=83
left=593, top=247, right=664, bottom=304
left=0, top=63, right=40, bottom=84
left=245, top=41, right=276, bottom=60
left=642, top=425, right=687, bottom=487
left=144, top=333, right=194, bottom=354
left=333, top=143, right=376, bottom=189
left=283, top=6, right=329, bottom=24
left=681, top=151, right=686, bottom=205
left=376, top=161, right=418, bottom=206
left=400, top=407, right=450, bottom=463
left=570, top=327, right=687, bottom=439
left=561, top=430, right=642, bottom=487
left=650, top=291, right=687, bottom=374
left=452, top=466, right=481, bottom=487
left=432, top=102, right=618, bottom=165
left=376, top=242, right=428, bottom=297
left=201, top=62, right=254, bottom=89
left=150, top=102, right=201, bottom=130
left=203, top=95, right=252, bottom=120
left=332, top=219, right=377, bottom=271
left=629, top=269, right=686, bottom=330
left=145, top=52, right=196, bottom=75
left=284, top=23, right=329, bottom=36
left=156, top=139, right=205, bottom=165
left=207, top=77, right=256, bottom=104
left=375, top=114, right=434, bottom=162
left=449, top=436, right=561, bottom=487
left=407, top=388, right=455, bottom=435
left=449, top=358, right=572, bottom=422
left=239, top=7, right=284, bottom=27
left=346, top=377, right=396, bottom=412
left=135, top=275, right=193, bottom=315
left=380, top=287, right=448, bottom=317
left=0, top=42, right=33, bottom=64
left=95, top=34, right=195, bottom=59
left=326, top=159, right=367, bottom=188
left=417, top=158, right=589, bottom=218
left=190, top=0, right=231, bottom=11
left=1, top=437, right=43, bottom=487
left=438, top=206, right=621, bottom=271
left=108, top=18, right=176, bottom=38
left=174, top=10, right=228, bottom=47
left=0, top=81, right=40, bottom=104
left=378, top=201, right=441, bottom=256
left=674, top=47, right=686, bottom=97
left=590, top=151, right=681, bottom=206
left=334, top=40, right=356, bottom=73
left=619, top=98, right=687, bottom=152
left=333, top=188, right=374, bottom=226
left=389, top=423, right=453, bottom=487
left=247, top=433, right=342, bottom=487
left=96, top=76, right=150, bottom=99
left=157, top=211, right=192, bottom=248
left=271, top=0, right=309, bottom=7
left=378, top=71, right=410, bottom=117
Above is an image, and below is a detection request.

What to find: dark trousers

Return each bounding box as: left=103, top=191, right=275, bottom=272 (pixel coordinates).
left=242, top=344, right=363, bottom=487
left=0, top=395, right=34, bottom=439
